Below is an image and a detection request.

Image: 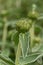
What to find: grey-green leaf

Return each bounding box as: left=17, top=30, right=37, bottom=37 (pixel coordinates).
left=19, top=32, right=29, bottom=57
left=19, top=53, right=42, bottom=65
left=0, top=54, right=15, bottom=65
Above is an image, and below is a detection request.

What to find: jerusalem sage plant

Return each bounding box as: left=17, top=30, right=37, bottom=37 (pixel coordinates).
left=0, top=3, right=43, bottom=65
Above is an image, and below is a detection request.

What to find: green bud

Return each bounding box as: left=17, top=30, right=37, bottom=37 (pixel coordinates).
left=16, top=19, right=32, bottom=33
left=28, top=11, right=39, bottom=20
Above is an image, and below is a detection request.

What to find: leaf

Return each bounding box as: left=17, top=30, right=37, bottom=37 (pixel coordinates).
left=0, top=59, right=9, bottom=65
left=7, top=20, right=17, bottom=27
left=34, top=25, right=41, bottom=35
left=0, top=22, right=3, bottom=28
left=37, top=57, right=42, bottom=64
left=38, top=16, right=43, bottom=20
left=19, top=53, right=43, bottom=65
left=38, top=43, right=43, bottom=52
left=1, top=48, right=10, bottom=57
left=0, top=54, right=15, bottom=65
left=32, top=43, right=41, bottom=52
left=19, top=32, right=29, bottom=57
left=13, top=31, right=19, bottom=45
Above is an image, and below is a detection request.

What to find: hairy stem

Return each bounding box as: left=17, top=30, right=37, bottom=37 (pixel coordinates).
left=29, top=22, right=35, bottom=53
left=15, top=43, right=21, bottom=65
left=2, top=17, right=8, bottom=51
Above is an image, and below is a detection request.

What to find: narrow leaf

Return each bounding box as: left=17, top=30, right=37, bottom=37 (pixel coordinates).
left=19, top=32, right=29, bottom=57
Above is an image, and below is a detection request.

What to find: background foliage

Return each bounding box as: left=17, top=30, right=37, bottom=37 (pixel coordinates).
left=0, top=0, right=43, bottom=65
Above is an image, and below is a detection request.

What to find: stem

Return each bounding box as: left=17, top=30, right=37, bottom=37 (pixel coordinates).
left=2, top=17, right=7, bottom=51
left=29, top=22, right=35, bottom=53
left=15, top=43, right=21, bottom=65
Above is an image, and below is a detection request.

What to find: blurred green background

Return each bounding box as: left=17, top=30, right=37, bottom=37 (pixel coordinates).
left=0, top=0, right=43, bottom=64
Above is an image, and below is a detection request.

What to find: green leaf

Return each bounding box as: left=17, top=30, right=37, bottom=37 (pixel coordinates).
left=32, top=44, right=41, bottom=52
left=7, top=20, right=17, bottom=27
left=0, top=59, right=9, bottom=65
left=0, top=22, right=3, bottom=28
left=13, top=31, right=19, bottom=45
left=1, top=48, right=10, bottom=57
left=19, top=32, right=29, bottom=57
left=38, top=43, right=43, bottom=52
left=0, top=54, right=15, bottom=65
left=37, top=57, right=42, bottom=64
left=19, top=53, right=42, bottom=65
left=34, top=26, right=41, bottom=35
